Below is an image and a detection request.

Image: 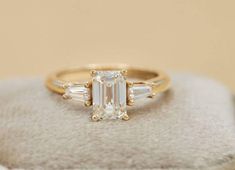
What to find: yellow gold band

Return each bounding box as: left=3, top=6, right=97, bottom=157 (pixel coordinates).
left=46, top=64, right=171, bottom=95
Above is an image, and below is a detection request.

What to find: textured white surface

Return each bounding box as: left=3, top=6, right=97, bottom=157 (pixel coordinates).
left=0, top=74, right=235, bottom=170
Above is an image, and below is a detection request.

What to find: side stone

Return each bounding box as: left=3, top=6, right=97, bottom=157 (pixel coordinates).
left=64, top=84, right=91, bottom=102
left=128, top=83, right=153, bottom=101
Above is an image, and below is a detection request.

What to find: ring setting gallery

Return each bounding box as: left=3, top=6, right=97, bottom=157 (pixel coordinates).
left=46, top=65, right=170, bottom=121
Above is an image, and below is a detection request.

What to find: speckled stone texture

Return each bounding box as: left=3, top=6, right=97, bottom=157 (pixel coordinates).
left=0, top=74, right=235, bottom=170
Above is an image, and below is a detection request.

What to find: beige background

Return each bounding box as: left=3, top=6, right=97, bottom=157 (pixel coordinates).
left=0, top=0, right=234, bottom=92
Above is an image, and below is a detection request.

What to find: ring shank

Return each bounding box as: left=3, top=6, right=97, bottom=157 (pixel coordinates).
left=46, top=65, right=171, bottom=95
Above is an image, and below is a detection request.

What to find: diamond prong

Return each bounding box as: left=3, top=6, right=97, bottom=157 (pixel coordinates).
left=91, top=114, right=100, bottom=121
left=121, top=70, right=127, bottom=76
left=84, top=100, right=92, bottom=107
left=122, top=114, right=129, bottom=121
left=63, top=94, right=72, bottom=100
left=127, top=99, right=134, bottom=106
left=84, top=82, right=91, bottom=88
left=127, top=82, right=134, bottom=88
left=62, top=83, right=71, bottom=89
left=90, top=70, right=97, bottom=77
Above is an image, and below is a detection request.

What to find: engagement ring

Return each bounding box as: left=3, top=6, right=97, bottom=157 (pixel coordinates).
left=46, top=64, right=170, bottom=121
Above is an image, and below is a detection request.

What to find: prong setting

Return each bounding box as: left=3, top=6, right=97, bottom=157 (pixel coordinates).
left=85, top=100, right=92, bottom=107
left=62, top=83, right=72, bottom=89
left=84, top=82, right=92, bottom=88
left=127, top=81, right=134, bottom=87
left=90, top=70, right=97, bottom=77
left=91, top=114, right=101, bottom=121
left=122, top=114, right=129, bottom=121
left=127, top=99, right=134, bottom=106
left=121, top=69, right=127, bottom=76
left=63, top=94, right=72, bottom=100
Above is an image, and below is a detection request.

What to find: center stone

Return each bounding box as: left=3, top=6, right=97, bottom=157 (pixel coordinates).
left=92, top=71, right=126, bottom=120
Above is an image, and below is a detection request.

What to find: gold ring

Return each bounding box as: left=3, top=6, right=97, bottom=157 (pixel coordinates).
left=46, top=64, right=170, bottom=121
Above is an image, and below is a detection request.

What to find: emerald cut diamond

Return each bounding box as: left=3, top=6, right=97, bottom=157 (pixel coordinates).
left=92, top=71, right=127, bottom=120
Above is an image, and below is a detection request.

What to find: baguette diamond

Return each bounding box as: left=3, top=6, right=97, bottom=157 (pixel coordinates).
left=64, top=84, right=91, bottom=102
left=128, top=83, right=153, bottom=101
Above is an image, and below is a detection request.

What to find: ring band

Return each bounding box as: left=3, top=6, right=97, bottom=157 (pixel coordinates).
left=46, top=64, right=170, bottom=121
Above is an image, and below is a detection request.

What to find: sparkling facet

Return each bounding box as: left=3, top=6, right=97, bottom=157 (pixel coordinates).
left=128, top=84, right=153, bottom=100
left=65, top=84, right=91, bottom=102
left=92, top=71, right=126, bottom=120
